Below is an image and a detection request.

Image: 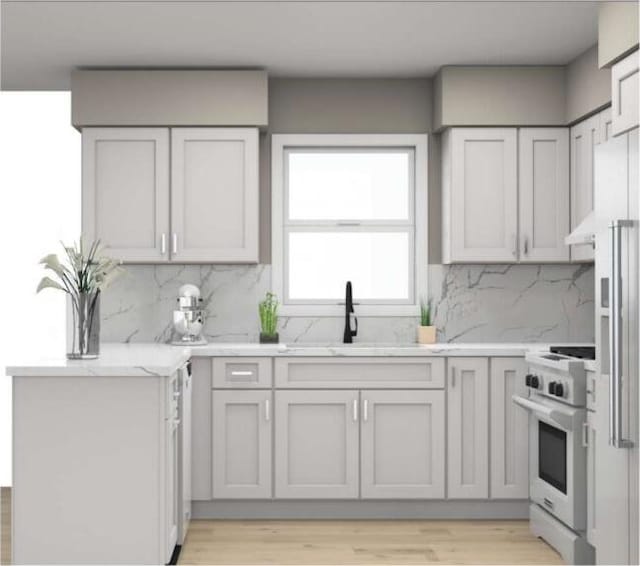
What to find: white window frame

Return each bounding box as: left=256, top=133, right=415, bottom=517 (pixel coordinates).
left=272, top=133, right=428, bottom=317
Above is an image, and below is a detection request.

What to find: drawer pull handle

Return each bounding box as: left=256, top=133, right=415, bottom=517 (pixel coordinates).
left=363, top=399, right=369, bottom=422
left=352, top=399, right=358, bottom=422
left=230, top=370, right=254, bottom=377
left=265, top=398, right=271, bottom=422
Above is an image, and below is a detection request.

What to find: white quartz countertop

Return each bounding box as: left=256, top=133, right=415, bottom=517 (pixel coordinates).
left=188, top=341, right=580, bottom=357
left=7, top=342, right=594, bottom=377
left=6, top=343, right=191, bottom=377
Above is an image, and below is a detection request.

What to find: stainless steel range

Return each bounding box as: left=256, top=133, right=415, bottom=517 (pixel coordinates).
left=514, top=346, right=595, bottom=564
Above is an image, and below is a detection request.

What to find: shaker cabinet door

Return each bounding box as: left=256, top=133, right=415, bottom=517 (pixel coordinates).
left=611, top=50, right=639, bottom=137
left=360, top=390, right=445, bottom=499
left=443, top=128, right=518, bottom=263
left=570, top=115, right=600, bottom=262
left=171, top=128, right=259, bottom=263
left=274, top=390, right=359, bottom=499
left=212, top=390, right=272, bottom=499
left=489, top=357, right=529, bottom=499
left=518, top=128, right=570, bottom=262
left=447, top=357, right=489, bottom=498
left=82, top=128, right=170, bottom=262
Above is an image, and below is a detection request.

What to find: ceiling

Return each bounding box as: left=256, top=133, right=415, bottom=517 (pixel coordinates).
left=1, top=1, right=599, bottom=90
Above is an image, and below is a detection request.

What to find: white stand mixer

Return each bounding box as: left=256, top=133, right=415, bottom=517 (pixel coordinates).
left=171, top=284, right=207, bottom=345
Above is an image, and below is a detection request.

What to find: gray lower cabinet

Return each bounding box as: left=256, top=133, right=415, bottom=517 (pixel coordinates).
left=447, top=357, right=489, bottom=499
left=360, top=390, right=445, bottom=499
left=275, top=390, right=359, bottom=499
left=191, top=358, right=212, bottom=501
left=489, top=358, right=529, bottom=499
left=212, top=390, right=272, bottom=499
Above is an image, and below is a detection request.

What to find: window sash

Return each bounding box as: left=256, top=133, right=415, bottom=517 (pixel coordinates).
left=283, top=226, right=415, bottom=305
left=283, top=146, right=415, bottom=226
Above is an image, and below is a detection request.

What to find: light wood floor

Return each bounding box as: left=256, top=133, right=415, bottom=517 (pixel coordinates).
left=0, top=487, right=563, bottom=565
left=1, top=488, right=10, bottom=566
left=179, top=519, right=564, bottom=565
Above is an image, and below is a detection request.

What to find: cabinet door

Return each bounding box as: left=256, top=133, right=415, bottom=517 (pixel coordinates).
left=611, top=50, right=639, bottom=137
left=570, top=115, right=600, bottom=262
left=489, top=358, right=529, bottom=499
left=518, top=128, right=570, bottom=262
left=212, top=390, right=272, bottom=499
left=586, top=410, right=597, bottom=548
left=361, top=390, right=445, bottom=499
left=180, top=366, right=192, bottom=542
left=190, top=358, right=212, bottom=501
left=600, top=107, right=613, bottom=143
left=171, top=128, right=259, bottom=263
left=275, top=390, right=359, bottom=499
left=82, top=128, right=170, bottom=262
left=444, top=128, right=518, bottom=263
left=447, top=357, right=489, bottom=498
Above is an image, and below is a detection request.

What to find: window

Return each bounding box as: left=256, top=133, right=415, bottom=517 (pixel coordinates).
left=272, top=134, right=427, bottom=316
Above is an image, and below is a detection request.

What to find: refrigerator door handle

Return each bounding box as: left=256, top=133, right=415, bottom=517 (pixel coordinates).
left=608, top=219, right=635, bottom=449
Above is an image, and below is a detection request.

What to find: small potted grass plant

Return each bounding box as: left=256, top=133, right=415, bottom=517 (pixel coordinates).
left=417, top=298, right=436, bottom=344
left=259, top=292, right=279, bottom=344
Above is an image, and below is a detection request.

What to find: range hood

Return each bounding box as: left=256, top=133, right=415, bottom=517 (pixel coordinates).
left=565, top=211, right=595, bottom=246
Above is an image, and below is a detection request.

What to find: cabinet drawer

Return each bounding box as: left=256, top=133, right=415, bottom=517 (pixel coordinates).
left=274, top=357, right=445, bottom=389
left=212, top=358, right=272, bottom=388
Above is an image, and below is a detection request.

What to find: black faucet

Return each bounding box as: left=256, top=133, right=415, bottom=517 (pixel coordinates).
left=343, top=281, right=358, bottom=343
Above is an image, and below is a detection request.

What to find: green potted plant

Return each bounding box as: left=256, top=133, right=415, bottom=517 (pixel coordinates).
left=37, top=239, right=124, bottom=359
left=417, top=298, right=436, bottom=344
left=259, top=292, right=279, bottom=344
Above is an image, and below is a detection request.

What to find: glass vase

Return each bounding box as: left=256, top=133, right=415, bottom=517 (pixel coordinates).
left=68, top=291, right=101, bottom=359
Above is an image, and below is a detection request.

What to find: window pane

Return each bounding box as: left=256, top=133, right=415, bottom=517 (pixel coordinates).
left=287, top=151, right=411, bottom=220
left=287, top=231, right=410, bottom=301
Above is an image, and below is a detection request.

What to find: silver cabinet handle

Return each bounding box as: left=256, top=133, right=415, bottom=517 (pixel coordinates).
left=524, top=236, right=529, bottom=256
left=608, top=219, right=634, bottom=448
left=582, top=422, right=589, bottom=448
left=231, top=370, right=254, bottom=377
left=161, top=233, right=167, bottom=255
left=451, top=366, right=456, bottom=388
left=362, top=399, right=369, bottom=422
left=264, top=398, right=270, bottom=422
left=352, top=398, right=358, bottom=422
left=172, top=233, right=178, bottom=255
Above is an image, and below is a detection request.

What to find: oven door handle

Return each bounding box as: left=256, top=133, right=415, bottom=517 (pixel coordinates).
left=512, top=395, right=573, bottom=431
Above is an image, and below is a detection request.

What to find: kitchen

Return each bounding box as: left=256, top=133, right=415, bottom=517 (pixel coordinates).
left=0, top=1, right=638, bottom=565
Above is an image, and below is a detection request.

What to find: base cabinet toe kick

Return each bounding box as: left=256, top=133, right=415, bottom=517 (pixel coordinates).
left=193, top=355, right=530, bottom=516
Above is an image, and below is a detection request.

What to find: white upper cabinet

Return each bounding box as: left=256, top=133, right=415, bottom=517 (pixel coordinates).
left=611, top=50, right=639, bottom=137
left=171, top=128, right=259, bottom=263
left=442, top=127, right=571, bottom=264
left=442, top=128, right=518, bottom=263
left=569, top=109, right=617, bottom=263
left=82, top=127, right=259, bottom=263
left=82, top=128, right=170, bottom=262
left=518, top=128, right=570, bottom=262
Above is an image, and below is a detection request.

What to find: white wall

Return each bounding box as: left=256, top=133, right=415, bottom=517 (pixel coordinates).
left=0, top=92, right=80, bottom=485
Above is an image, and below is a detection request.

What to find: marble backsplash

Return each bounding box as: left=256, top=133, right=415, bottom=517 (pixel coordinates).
left=100, top=263, right=595, bottom=344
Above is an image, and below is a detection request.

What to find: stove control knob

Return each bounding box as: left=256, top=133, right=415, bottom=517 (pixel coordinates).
left=530, top=375, right=540, bottom=389
left=548, top=381, right=557, bottom=395
left=554, top=383, right=564, bottom=397
left=525, top=374, right=533, bottom=386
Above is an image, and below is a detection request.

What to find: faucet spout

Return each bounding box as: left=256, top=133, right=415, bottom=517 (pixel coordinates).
left=343, top=281, right=358, bottom=343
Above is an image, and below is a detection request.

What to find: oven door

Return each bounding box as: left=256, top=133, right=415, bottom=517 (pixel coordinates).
left=513, top=394, right=587, bottom=531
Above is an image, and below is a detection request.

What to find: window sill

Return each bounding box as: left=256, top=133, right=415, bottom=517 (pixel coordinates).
left=279, top=304, right=420, bottom=317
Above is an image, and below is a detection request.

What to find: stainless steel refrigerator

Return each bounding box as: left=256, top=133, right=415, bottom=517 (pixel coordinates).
left=594, top=127, right=639, bottom=565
